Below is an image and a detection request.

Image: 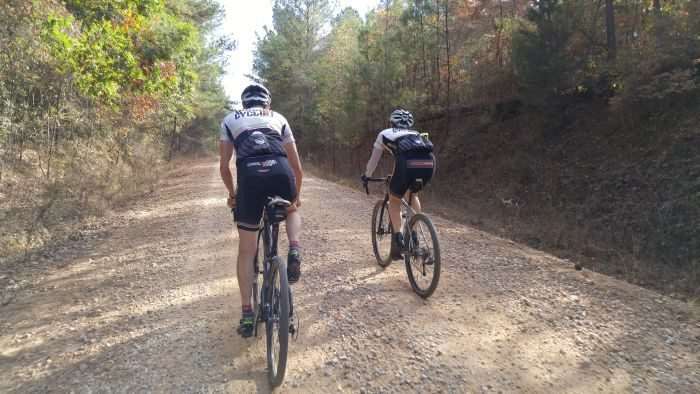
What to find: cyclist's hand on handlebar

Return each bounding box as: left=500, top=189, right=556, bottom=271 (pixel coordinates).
left=361, top=174, right=370, bottom=194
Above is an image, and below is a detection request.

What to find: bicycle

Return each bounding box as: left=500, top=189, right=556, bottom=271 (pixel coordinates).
left=363, top=177, right=441, bottom=298
left=233, top=196, right=297, bottom=387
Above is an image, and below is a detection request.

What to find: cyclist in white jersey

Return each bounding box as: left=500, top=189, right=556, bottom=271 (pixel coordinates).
left=219, top=83, right=303, bottom=337
left=362, top=108, right=435, bottom=260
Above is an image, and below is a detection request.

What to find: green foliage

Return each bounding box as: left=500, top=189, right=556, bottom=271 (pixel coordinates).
left=512, top=1, right=575, bottom=95
left=63, top=0, right=164, bottom=23
left=511, top=0, right=700, bottom=105
left=254, top=0, right=333, bottom=138
left=44, top=15, right=141, bottom=101
left=0, top=0, right=229, bottom=259
left=43, top=1, right=208, bottom=105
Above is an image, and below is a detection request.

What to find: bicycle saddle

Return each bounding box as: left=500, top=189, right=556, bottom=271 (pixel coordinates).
left=267, top=196, right=291, bottom=208
left=266, top=196, right=291, bottom=223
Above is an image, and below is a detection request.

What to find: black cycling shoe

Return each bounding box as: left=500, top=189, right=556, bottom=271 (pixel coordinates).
left=237, top=312, right=255, bottom=338
left=390, top=233, right=405, bottom=260
left=287, top=248, right=301, bottom=284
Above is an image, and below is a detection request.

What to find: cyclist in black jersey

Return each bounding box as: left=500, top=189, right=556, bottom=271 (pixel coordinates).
left=219, top=83, right=304, bottom=337
left=362, top=108, right=435, bottom=260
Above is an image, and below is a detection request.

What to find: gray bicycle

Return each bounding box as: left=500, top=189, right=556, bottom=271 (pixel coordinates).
left=363, top=176, right=441, bottom=298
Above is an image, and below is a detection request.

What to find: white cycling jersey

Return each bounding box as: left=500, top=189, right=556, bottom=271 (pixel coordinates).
left=220, top=107, right=295, bottom=161
left=373, top=128, right=422, bottom=155
left=365, top=128, right=425, bottom=177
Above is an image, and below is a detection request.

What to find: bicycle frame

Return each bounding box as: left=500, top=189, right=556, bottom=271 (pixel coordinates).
left=255, top=206, right=282, bottom=325
left=376, top=193, right=416, bottom=238
left=253, top=199, right=296, bottom=336
left=366, top=177, right=416, bottom=238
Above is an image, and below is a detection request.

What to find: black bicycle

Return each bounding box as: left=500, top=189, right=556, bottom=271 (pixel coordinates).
left=364, top=177, right=441, bottom=298
left=234, top=196, right=296, bottom=387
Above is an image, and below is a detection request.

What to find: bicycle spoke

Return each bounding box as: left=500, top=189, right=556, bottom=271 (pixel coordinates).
left=405, top=214, right=441, bottom=298
left=372, top=199, right=393, bottom=267
left=265, top=257, right=289, bottom=387
left=271, top=275, right=281, bottom=374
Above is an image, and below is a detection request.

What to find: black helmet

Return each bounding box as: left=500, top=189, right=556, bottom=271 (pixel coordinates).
left=241, top=83, right=271, bottom=109
left=389, top=107, right=414, bottom=129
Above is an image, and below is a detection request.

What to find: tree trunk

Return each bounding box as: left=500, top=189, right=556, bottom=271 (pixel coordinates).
left=496, top=0, right=504, bottom=68
left=17, top=126, right=24, bottom=162
left=382, top=0, right=390, bottom=115
left=168, top=117, right=177, bottom=161
left=46, top=117, right=55, bottom=180
left=434, top=4, right=441, bottom=104
left=605, top=0, right=617, bottom=61
left=443, top=0, right=451, bottom=150
left=418, top=1, right=428, bottom=88
left=653, top=0, right=661, bottom=14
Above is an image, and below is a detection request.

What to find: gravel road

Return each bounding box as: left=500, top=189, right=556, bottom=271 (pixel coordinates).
left=1, top=158, right=698, bottom=393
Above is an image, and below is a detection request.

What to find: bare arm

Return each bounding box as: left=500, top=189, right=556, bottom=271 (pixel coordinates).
left=284, top=142, right=303, bottom=206
left=219, top=141, right=235, bottom=206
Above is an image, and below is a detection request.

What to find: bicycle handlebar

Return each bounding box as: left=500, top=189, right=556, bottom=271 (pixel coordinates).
left=362, top=176, right=389, bottom=195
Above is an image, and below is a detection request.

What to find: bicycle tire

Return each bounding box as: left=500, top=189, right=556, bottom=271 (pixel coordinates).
left=405, top=213, right=441, bottom=298
left=252, top=238, right=263, bottom=337
left=266, top=256, right=289, bottom=387
left=371, top=199, right=393, bottom=267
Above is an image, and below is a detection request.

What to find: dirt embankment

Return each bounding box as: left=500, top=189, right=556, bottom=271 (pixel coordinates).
left=1, top=158, right=698, bottom=393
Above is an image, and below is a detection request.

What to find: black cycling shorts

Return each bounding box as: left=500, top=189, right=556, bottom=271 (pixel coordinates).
left=235, top=154, right=296, bottom=231
left=390, top=152, right=435, bottom=197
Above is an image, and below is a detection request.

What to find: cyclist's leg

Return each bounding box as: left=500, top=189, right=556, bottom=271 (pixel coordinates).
left=275, top=157, right=302, bottom=283
left=286, top=210, right=302, bottom=283
left=389, top=156, right=411, bottom=259
left=235, top=159, right=266, bottom=337
left=389, top=154, right=410, bottom=232
left=235, top=227, right=258, bottom=337
left=388, top=194, right=403, bottom=233
left=285, top=210, right=301, bottom=243
left=407, top=192, right=422, bottom=213
left=236, top=228, right=257, bottom=308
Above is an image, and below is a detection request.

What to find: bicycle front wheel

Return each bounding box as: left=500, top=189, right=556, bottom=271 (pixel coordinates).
left=371, top=198, right=393, bottom=267
left=405, top=213, right=441, bottom=298
left=266, top=256, right=289, bottom=388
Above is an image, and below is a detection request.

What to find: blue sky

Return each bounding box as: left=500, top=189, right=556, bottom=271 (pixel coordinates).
left=215, top=0, right=377, bottom=101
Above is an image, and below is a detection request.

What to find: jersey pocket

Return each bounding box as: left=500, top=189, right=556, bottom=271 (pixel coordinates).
left=406, top=159, right=435, bottom=169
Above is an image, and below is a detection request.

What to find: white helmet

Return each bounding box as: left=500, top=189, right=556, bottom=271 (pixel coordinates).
left=389, top=108, right=414, bottom=129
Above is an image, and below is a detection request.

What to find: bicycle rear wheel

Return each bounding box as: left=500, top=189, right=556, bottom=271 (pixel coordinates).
left=252, top=236, right=264, bottom=337
left=266, top=256, right=289, bottom=387
left=371, top=198, right=393, bottom=267
left=405, top=213, right=441, bottom=298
